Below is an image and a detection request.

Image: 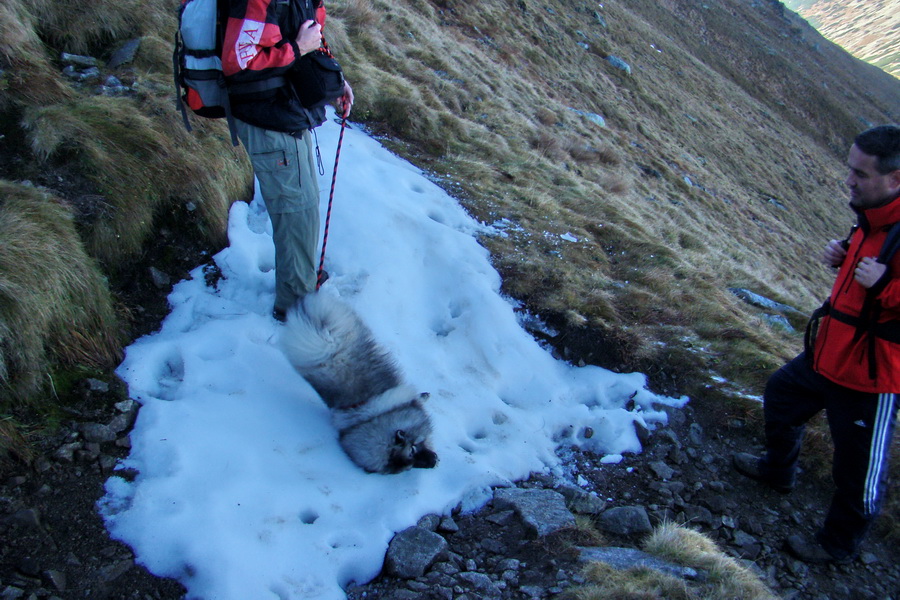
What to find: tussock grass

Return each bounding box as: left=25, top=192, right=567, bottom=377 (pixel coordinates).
left=0, top=182, right=121, bottom=404
left=0, top=0, right=252, bottom=410
left=22, top=0, right=174, bottom=55
left=22, top=93, right=251, bottom=267
left=566, top=523, right=778, bottom=600
left=0, top=0, right=72, bottom=107
left=0, top=417, right=34, bottom=471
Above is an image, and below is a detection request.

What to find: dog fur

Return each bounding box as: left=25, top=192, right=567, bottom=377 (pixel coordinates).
left=279, top=292, right=437, bottom=474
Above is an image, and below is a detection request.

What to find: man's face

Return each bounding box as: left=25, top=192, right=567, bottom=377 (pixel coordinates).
left=845, top=144, right=900, bottom=209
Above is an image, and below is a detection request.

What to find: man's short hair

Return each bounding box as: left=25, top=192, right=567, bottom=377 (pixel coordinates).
left=855, top=125, right=900, bottom=174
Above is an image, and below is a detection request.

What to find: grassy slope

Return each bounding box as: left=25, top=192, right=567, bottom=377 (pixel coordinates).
left=0, top=0, right=252, bottom=409
left=326, top=0, right=900, bottom=395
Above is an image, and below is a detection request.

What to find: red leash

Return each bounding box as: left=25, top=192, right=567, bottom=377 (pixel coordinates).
left=316, top=109, right=347, bottom=290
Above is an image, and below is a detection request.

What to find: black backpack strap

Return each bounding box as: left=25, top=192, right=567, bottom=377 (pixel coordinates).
left=804, top=300, right=830, bottom=361
left=877, top=221, right=900, bottom=265
left=173, top=27, right=193, bottom=134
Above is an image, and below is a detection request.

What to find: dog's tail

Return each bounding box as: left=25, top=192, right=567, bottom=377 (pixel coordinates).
left=280, top=293, right=358, bottom=370
left=279, top=292, right=402, bottom=408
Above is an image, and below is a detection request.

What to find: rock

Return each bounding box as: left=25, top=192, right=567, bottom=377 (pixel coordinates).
left=680, top=504, right=714, bottom=527
left=859, top=552, right=879, bottom=565
left=606, top=55, right=631, bottom=74
left=79, top=66, right=101, bottom=81
left=480, top=538, right=505, bottom=555
left=385, top=527, right=448, bottom=579
left=702, top=494, right=727, bottom=514
left=598, top=506, right=652, bottom=535
left=60, top=53, right=97, bottom=67
left=54, top=442, right=82, bottom=463
left=149, top=267, right=171, bottom=289
left=437, top=516, right=459, bottom=534
left=107, top=38, right=141, bottom=69
left=764, top=314, right=794, bottom=332
left=728, top=288, right=802, bottom=315
left=4, top=508, right=42, bottom=530
left=457, top=572, right=501, bottom=598
left=492, top=488, right=575, bottom=538
left=662, top=481, right=686, bottom=495
left=578, top=546, right=699, bottom=580
left=568, top=107, right=606, bottom=127
left=417, top=514, right=440, bottom=531
left=688, top=423, right=704, bottom=446
left=649, top=461, right=675, bottom=480
left=557, top=485, right=606, bottom=514
left=85, top=378, right=110, bottom=393
left=80, top=423, right=116, bottom=444
left=107, top=412, right=134, bottom=435
left=18, top=557, right=41, bottom=577
left=484, top=510, right=515, bottom=526
left=1, top=586, right=26, bottom=599
left=115, top=399, right=138, bottom=413
left=43, top=570, right=66, bottom=592
left=98, top=559, right=133, bottom=583
left=99, top=455, right=118, bottom=473
left=519, top=585, right=544, bottom=599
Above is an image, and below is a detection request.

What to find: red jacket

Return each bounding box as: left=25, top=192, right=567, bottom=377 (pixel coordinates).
left=221, top=0, right=327, bottom=133
left=813, top=193, right=900, bottom=392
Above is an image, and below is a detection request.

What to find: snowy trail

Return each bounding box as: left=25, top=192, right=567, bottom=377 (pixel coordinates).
left=100, top=111, right=686, bottom=600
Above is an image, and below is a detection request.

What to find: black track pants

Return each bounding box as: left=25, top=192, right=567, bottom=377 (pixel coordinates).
left=760, top=353, right=897, bottom=558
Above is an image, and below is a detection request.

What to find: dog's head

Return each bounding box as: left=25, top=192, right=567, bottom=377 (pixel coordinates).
left=339, top=394, right=438, bottom=474
left=384, top=429, right=438, bottom=473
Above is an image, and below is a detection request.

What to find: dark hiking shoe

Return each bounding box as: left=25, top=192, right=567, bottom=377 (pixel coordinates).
left=732, top=452, right=793, bottom=494
left=785, top=535, right=853, bottom=565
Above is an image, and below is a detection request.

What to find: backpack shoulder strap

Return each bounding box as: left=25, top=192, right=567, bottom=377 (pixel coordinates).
left=877, top=221, right=900, bottom=264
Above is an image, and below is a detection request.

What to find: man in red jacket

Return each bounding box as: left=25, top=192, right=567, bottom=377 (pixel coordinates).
left=222, top=0, right=353, bottom=321
left=734, top=125, right=900, bottom=563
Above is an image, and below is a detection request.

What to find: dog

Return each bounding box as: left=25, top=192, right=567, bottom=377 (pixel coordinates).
left=279, top=292, right=438, bottom=474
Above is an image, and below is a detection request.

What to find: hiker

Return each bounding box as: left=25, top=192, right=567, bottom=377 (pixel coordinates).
left=221, top=0, right=353, bottom=321
left=733, top=125, right=900, bottom=564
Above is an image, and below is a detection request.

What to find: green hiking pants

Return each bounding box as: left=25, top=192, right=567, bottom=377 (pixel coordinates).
left=235, top=120, right=320, bottom=314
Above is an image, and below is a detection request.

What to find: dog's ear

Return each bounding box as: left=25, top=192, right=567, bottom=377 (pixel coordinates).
left=413, top=447, right=438, bottom=469
left=394, top=430, right=407, bottom=445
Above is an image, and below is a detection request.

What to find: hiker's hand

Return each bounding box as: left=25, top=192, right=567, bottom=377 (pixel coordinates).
left=822, top=239, right=847, bottom=268
left=854, top=256, right=886, bottom=289
left=335, top=80, right=353, bottom=117
left=295, top=20, right=321, bottom=56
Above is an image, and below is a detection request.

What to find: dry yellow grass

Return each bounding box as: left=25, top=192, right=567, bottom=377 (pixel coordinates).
left=0, top=0, right=252, bottom=412
left=0, top=182, right=122, bottom=402
left=565, top=523, right=778, bottom=600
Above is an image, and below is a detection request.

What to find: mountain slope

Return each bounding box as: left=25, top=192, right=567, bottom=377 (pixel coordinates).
left=784, top=0, right=900, bottom=78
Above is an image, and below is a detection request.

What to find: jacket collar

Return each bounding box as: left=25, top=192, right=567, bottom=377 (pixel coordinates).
left=854, top=193, right=900, bottom=232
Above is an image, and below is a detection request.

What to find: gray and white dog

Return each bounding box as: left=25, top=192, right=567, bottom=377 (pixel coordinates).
left=279, top=292, right=438, bottom=474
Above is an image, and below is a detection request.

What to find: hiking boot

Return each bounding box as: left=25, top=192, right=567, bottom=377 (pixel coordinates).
left=732, top=452, right=793, bottom=494
left=785, top=534, right=853, bottom=565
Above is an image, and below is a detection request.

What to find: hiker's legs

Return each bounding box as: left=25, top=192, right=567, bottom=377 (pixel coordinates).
left=760, top=353, right=827, bottom=487
left=819, top=392, right=897, bottom=558
left=235, top=121, right=320, bottom=313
